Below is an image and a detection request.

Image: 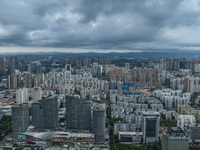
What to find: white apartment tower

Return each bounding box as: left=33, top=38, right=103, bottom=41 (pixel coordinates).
left=16, top=88, right=29, bottom=104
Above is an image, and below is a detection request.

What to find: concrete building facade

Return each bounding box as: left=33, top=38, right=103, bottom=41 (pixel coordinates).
left=0, top=57, right=6, bottom=76
left=12, top=104, right=30, bottom=133
left=31, top=97, right=58, bottom=129
left=142, top=111, right=160, bottom=144
left=93, top=107, right=105, bottom=143
left=162, top=127, right=189, bottom=150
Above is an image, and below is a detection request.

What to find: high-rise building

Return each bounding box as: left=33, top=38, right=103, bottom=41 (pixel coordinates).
left=7, top=74, right=21, bottom=89
left=117, top=81, right=123, bottom=95
left=41, top=97, right=58, bottom=129
left=174, top=58, right=180, bottom=70
left=166, top=58, right=180, bottom=70
left=166, top=58, right=173, bottom=70
left=66, top=95, right=82, bottom=129
left=130, top=68, right=160, bottom=83
left=183, top=77, right=194, bottom=94
left=186, top=61, right=195, bottom=71
left=32, top=87, right=42, bottom=101
left=31, top=96, right=58, bottom=129
left=23, top=73, right=33, bottom=88
left=33, top=73, right=44, bottom=87
left=162, top=127, right=189, bottom=150
left=65, top=64, right=71, bottom=71
left=142, top=111, right=160, bottom=144
left=31, top=102, right=43, bottom=128
left=125, top=63, right=130, bottom=70
left=65, top=95, right=92, bottom=130
left=159, top=58, right=166, bottom=70
left=10, top=56, right=20, bottom=74
left=104, top=81, right=109, bottom=97
left=8, top=75, right=17, bottom=89
left=12, top=104, right=30, bottom=133
left=31, top=61, right=42, bottom=74
left=16, top=88, right=29, bottom=104
left=0, top=57, right=6, bottom=76
left=97, top=65, right=103, bottom=77
left=83, top=58, right=90, bottom=66
left=93, top=106, right=105, bottom=143
left=80, top=102, right=92, bottom=130
left=91, top=63, right=99, bottom=76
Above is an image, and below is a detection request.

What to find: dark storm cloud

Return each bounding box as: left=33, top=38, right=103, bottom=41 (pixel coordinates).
left=0, top=0, right=200, bottom=52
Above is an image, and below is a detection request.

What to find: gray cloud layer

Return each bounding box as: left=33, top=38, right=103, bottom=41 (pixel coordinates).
left=0, top=0, right=200, bottom=52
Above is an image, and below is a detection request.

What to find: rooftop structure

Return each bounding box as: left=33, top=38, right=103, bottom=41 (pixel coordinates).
left=162, top=127, right=189, bottom=150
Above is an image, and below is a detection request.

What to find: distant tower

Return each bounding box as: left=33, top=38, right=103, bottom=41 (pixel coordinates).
left=174, top=58, right=180, bottom=70
left=23, top=73, right=33, bottom=88
left=93, top=107, right=105, bottom=143
left=65, top=64, right=71, bottom=71
left=12, top=104, right=30, bottom=133
left=31, top=61, right=42, bottom=74
left=125, top=63, right=130, bottom=70
left=166, top=58, right=173, bottom=70
left=0, top=57, right=6, bottom=76
left=142, top=111, right=160, bottom=144
left=97, top=65, right=103, bottom=77
left=183, top=77, right=194, bottom=94
left=104, top=81, right=109, bottom=98
left=10, top=56, right=20, bottom=74
left=33, top=73, right=44, bottom=87
left=7, top=74, right=21, bottom=89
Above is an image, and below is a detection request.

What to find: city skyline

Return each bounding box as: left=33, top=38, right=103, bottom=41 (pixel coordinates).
left=1, top=55, right=200, bottom=149
left=1, top=0, right=200, bottom=149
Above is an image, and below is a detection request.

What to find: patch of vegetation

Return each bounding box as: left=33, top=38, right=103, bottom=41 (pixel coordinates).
left=190, top=145, right=200, bottom=150
left=160, top=114, right=177, bottom=127
left=111, top=141, right=161, bottom=150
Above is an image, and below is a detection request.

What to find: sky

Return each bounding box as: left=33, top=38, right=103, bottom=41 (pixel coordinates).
left=0, top=0, right=200, bottom=53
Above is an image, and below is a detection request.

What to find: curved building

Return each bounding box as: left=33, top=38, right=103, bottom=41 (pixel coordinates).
left=93, top=107, right=105, bottom=143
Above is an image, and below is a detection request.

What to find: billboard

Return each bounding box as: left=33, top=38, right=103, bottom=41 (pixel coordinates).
left=17, top=135, right=26, bottom=140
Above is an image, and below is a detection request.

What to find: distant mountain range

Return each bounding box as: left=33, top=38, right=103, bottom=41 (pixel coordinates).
left=0, top=51, right=200, bottom=58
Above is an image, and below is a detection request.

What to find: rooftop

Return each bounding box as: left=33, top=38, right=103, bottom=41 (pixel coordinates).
left=142, top=111, right=160, bottom=116
left=118, top=132, right=143, bottom=136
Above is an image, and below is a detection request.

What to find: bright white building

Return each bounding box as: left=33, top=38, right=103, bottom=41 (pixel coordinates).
left=177, top=115, right=196, bottom=129
left=32, top=87, right=42, bottom=101
left=16, top=88, right=29, bottom=104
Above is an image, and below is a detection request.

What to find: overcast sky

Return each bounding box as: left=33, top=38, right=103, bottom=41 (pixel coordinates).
left=0, top=0, right=200, bottom=53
